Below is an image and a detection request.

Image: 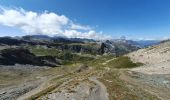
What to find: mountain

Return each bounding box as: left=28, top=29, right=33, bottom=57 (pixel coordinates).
left=23, top=35, right=95, bottom=43
left=0, top=35, right=140, bottom=54
left=0, top=35, right=161, bottom=67
left=0, top=35, right=140, bottom=66
left=0, top=48, right=60, bottom=67
left=127, top=40, right=160, bottom=48
left=160, top=39, right=170, bottom=43
left=0, top=35, right=169, bottom=100
left=0, top=37, right=27, bottom=45
left=99, top=40, right=139, bottom=56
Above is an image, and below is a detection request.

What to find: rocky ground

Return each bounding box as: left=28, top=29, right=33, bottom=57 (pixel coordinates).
left=128, top=41, right=170, bottom=74
left=0, top=58, right=160, bottom=100
left=0, top=40, right=170, bottom=100
left=0, top=55, right=169, bottom=100
left=0, top=65, right=49, bottom=100
left=17, top=67, right=109, bottom=100
left=126, top=41, right=170, bottom=100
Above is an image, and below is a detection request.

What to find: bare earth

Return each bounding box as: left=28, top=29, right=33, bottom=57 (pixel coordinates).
left=126, top=41, right=170, bottom=99
left=128, top=41, right=170, bottom=75
left=1, top=42, right=170, bottom=99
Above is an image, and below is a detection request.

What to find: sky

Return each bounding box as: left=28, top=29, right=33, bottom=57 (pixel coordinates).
left=0, top=0, right=170, bottom=40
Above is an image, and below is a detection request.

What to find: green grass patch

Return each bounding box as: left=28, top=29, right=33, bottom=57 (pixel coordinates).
left=28, top=46, right=95, bottom=65
left=107, top=56, right=143, bottom=68
left=87, top=55, right=115, bottom=69
left=57, top=51, right=95, bottom=65
left=30, top=46, right=61, bottom=56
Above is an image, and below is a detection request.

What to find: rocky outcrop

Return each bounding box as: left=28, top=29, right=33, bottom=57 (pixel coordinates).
left=0, top=37, right=27, bottom=45
left=74, top=64, right=89, bottom=73
left=99, top=40, right=139, bottom=56
left=0, top=36, right=140, bottom=57
left=0, top=48, right=60, bottom=67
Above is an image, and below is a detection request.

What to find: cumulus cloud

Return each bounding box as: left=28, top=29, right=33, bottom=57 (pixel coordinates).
left=0, top=7, right=69, bottom=35
left=63, top=30, right=111, bottom=40
left=70, top=23, right=91, bottom=30
left=0, top=7, right=111, bottom=40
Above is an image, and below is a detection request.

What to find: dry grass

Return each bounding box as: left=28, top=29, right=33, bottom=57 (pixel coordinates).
left=106, top=56, right=143, bottom=68
left=99, top=70, right=159, bottom=100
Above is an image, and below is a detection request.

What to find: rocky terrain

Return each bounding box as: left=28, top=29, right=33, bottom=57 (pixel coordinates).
left=128, top=40, right=170, bottom=74
left=126, top=40, right=170, bottom=99
left=0, top=48, right=59, bottom=67
left=0, top=35, right=141, bottom=67
left=1, top=35, right=169, bottom=100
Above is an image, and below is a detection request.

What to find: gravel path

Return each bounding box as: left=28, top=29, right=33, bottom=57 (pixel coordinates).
left=0, top=80, right=40, bottom=100
left=102, top=58, right=115, bottom=65
left=88, top=77, right=109, bottom=100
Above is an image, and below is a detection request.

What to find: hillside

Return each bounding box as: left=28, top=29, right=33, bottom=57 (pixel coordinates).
left=128, top=40, right=170, bottom=74
left=126, top=41, right=170, bottom=99
left=0, top=36, right=168, bottom=100
left=0, top=36, right=140, bottom=66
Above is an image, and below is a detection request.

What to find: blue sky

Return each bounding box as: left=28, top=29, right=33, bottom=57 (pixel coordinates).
left=0, top=0, right=170, bottom=40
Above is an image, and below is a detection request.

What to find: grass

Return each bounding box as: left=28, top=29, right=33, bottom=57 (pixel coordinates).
left=27, top=72, right=74, bottom=100
left=58, top=52, right=95, bottom=65
left=106, top=56, right=143, bottom=68
left=27, top=69, right=94, bottom=99
left=99, top=70, right=159, bottom=100
left=29, top=45, right=115, bottom=67
left=28, top=46, right=96, bottom=65
left=88, top=55, right=114, bottom=66
left=29, top=46, right=142, bottom=69
left=0, top=69, right=39, bottom=88
left=28, top=80, right=65, bottom=100
left=29, top=46, right=61, bottom=56
left=79, top=43, right=101, bottom=55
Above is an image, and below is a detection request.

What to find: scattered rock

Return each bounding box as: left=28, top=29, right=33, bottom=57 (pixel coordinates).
left=74, top=64, right=89, bottom=73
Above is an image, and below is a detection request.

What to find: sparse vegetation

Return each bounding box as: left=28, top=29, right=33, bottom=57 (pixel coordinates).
left=89, top=55, right=114, bottom=66
left=106, top=56, right=143, bottom=68
left=29, top=46, right=61, bottom=56
left=56, top=51, right=95, bottom=65
left=99, top=70, right=159, bottom=100
left=28, top=46, right=95, bottom=65
left=0, top=36, right=167, bottom=100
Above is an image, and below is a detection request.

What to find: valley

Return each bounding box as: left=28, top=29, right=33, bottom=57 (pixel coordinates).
left=0, top=0, right=169, bottom=99
left=0, top=36, right=169, bottom=100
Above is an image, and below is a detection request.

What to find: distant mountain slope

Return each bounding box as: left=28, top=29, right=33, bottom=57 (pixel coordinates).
left=0, top=35, right=140, bottom=66
left=0, top=35, right=139, bottom=56
left=127, top=40, right=160, bottom=48
left=0, top=37, right=27, bottom=45
left=0, top=48, right=60, bottom=67
left=23, top=35, right=95, bottom=43
left=0, top=48, right=59, bottom=67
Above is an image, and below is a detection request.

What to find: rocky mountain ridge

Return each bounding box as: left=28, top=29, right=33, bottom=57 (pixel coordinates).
left=0, top=35, right=140, bottom=66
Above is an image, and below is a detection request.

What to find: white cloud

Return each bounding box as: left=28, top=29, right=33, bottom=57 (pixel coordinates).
left=70, top=23, right=91, bottom=30
left=0, top=8, right=69, bottom=35
left=63, top=30, right=111, bottom=40
left=0, top=7, right=111, bottom=40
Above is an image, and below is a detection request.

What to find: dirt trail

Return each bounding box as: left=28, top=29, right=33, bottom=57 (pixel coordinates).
left=0, top=80, right=40, bottom=100
left=120, top=70, right=170, bottom=100
left=25, top=70, right=109, bottom=100
left=88, top=77, right=109, bottom=100
left=17, top=74, right=65, bottom=100
left=102, top=58, right=115, bottom=65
